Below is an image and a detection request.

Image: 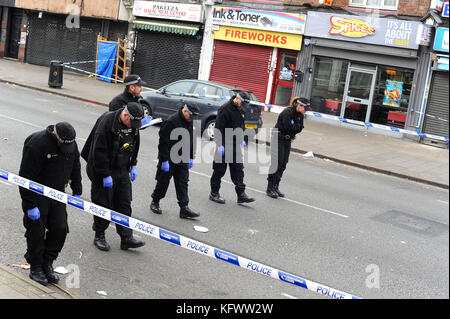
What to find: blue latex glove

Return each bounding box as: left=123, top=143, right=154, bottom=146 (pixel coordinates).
left=27, top=207, right=40, bottom=221
left=241, top=140, right=247, bottom=148
left=73, top=194, right=80, bottom=198
left=291, top=119, right=294, bottom=125
left=103, top=176, right=113, bottom=188
left=130, top=166, right=137, bottom=182
left=161, top=161, right=170, bottom=172
left=140, top=116, right=153, bottom=128
left=218, top=145, right=225, bottom=156
left=189, top=159, right=194, bottom=169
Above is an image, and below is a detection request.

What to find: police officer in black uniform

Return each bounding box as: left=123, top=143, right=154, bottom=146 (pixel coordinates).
left=266, top=97, right=309, bottom=198
left=209, top=92, right=255, bottom=205
left=150, top=102, right=200, bottom=219
left=109, top=75, right=147, bottom=112
left=82, top=102, right=145, bottom=252
left=19, top=122, right=82, bottom=286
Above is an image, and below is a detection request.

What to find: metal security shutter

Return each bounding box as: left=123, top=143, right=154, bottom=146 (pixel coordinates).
left=422, top=71, right=449, bottom=148
left=26, top=12, right=101, bottom=72
left=133, top=30, right=202, bottom=89
left=209, top=40, right=272, bottom=102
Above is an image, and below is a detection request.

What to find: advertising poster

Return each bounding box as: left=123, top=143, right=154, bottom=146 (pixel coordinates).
left=383, top=80, right=403, bottom=107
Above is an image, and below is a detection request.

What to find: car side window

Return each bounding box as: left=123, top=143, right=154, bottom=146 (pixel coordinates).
left=192, top=83, right=218, bottom=97
left=165, top=81, right=194, bottom=94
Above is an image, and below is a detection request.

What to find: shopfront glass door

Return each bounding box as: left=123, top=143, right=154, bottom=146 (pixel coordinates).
left=270, top=49, right=298, bottom=106
left=341, top=67, right=377, bottom=122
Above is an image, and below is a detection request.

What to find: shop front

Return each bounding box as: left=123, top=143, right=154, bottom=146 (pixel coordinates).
left=301, top=11, right=424, bottom=130
left=132, top=0, right=203, bottom=89
left=421, top=26, right=449, bottom=148
left=209, top=7, right=305, bottom=108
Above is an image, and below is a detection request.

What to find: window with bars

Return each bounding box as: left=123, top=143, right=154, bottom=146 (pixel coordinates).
left=349, top=0, right=399, bottom=10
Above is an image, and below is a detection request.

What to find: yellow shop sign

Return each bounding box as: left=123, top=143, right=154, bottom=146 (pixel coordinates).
left=212, top=26, right=302, bottom=50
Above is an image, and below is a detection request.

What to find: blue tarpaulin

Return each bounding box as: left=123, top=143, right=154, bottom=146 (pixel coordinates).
left=96, top=42, right=117, bottom=83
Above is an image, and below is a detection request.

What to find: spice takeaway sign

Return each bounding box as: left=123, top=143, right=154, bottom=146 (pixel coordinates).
left=305, top=11, right=422, bottom=50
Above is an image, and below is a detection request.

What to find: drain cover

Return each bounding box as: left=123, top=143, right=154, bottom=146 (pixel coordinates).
left=371, top=210, right=449, bottom=237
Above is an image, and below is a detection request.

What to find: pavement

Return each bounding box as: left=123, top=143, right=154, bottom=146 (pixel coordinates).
left=0, top=57, right=448, bottom=299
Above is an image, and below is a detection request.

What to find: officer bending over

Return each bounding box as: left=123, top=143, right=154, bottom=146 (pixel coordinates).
left=19, top=122, right=82, bottom=286
left=150, top=102, right=200, bottom=219
left=82, top=102, right=145, bottom=251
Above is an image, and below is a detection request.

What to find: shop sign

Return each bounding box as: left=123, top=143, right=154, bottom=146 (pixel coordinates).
left=433, top=28, right=449, bottom=53
left=442, top=2, right=449, bottom=18
left=212, top=7, right=306, bottom=35
left=133, top=0, right=202, bottom=23
left=211, top=26, right=302, bottom=50
left=305, top=11, right=422, bottom=50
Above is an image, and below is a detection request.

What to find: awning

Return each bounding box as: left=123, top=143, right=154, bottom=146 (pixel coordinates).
left=133, top=19, right=200, bottom=36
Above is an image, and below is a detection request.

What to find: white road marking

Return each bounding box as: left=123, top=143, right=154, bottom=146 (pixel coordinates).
left=437, top=200, right=449, bottom=205
left=281, top=293, right=298, bottom=299
left=325, top=171, right=350, bottom=179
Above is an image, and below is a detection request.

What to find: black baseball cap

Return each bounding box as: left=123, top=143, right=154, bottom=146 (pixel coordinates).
left=124, top=74, right=147, bottom=87
left=54, top=122, right=76, bottom=153
left=296, top=97, right=310, bottom=108
left=184, top=102, right=200, bottom=119
left=236, top=91, right=251, bottom=107
left=125, top=102, right=145, bottom=129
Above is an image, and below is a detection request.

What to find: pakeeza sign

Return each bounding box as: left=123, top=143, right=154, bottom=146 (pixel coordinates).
left=305, top=11, right=422, bottom=50
left=212, top=7, right=305, bottom=35
left=133, top=0, right=202, bottom=22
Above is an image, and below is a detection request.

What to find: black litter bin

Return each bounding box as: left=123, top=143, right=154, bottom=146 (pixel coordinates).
left=48, top=61, right=63, bottom=88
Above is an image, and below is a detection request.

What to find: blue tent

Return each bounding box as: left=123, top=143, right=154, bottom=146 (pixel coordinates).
left=96, top=42, right=117, bottom=83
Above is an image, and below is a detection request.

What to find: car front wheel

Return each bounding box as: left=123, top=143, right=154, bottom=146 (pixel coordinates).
left=205, top=119, right=216, bottom=141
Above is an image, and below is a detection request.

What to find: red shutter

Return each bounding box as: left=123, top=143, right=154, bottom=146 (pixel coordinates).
left=209, top=40, right=272, bottom=102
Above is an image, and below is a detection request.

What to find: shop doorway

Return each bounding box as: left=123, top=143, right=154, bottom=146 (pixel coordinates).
left=6, top=9, right=22, bottom=59
left=270, top=49, right=298, bottom=106
left=341, top=64, right=377, bottom=123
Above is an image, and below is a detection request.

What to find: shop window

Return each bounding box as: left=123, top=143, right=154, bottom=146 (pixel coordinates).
left=370, top=67, right=414, bottom=128
left=310, top=57, right=349, bottom=115
left=349, top=0, right=398, bottom=10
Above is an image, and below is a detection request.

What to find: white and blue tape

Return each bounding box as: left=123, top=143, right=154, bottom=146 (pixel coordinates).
left=0, top=168, right=361, bottom=299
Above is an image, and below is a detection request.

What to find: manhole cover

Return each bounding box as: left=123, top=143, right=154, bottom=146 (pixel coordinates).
left=371, top=210, right=449, bottom=237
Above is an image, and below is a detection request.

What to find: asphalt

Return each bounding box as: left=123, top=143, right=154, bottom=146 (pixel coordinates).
left=0, top=57, right=448, bottom=299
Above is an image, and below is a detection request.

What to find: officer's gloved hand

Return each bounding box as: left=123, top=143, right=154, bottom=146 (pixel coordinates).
left=73, top=194, right=80, bottom=198
left=130, top=166, right=137, bottom=181
left=103, top=176, right=113, bottom=188
left=218, top=146, right=225, bottom=156
left=27, top=207, right=40, bottom=221
left=291, top=119, right=294, bottom=125
left=140, top=116, right=153, bottom=129
left=189, top=159, right=194, bottom=169
left=241, top=140, right=247, bottom=148
left=161, top=161, right=170, bottom=172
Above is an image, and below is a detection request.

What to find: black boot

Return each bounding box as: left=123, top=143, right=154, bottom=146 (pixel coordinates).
left=237, top=192, right=255, bottom=204
left=180, top=206, right=200, bottom=219
left=42, top=260, right=59, bottom=284
left=266, top=185, right=278, bottom=199
left=209, top=192, right=226, bottom=204
left=274, top=183, right=285, bottom=198
left=94, top=231, right=110, bottom=251
left=29, top=266, right=49, bottom=286
left=150, top=201, right=162, bottom=214
left=120, top=236, right=145, bottom=250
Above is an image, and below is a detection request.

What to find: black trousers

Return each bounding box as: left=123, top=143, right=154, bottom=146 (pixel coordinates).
left=23, top=197, right=68, bottom=267
left=151, top=161, right=189, bottom=208
left=268, top=137, right=292, bottom=186
left=91, top=170, right=132, bottom=238
left=210, top=161, right=246, bottom=196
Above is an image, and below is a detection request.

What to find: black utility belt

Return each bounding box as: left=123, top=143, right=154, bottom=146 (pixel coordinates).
left=278, top=133, right=294, bottom=141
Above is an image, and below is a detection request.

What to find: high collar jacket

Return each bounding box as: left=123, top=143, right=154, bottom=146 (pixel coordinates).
left=109, top=88, right=141, bottom=112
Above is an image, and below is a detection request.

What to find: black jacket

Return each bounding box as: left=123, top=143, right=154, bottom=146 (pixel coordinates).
left=158, top=107, right=194, bottom=164
left=109, top=88, right=141, bottom=112
left=275, top=107, right=304, bottom=140
left=81, top=109, right=140, bottom=183
left=215, top=97, right=246, bottom=147
left=19, top=125, right=82, bottom=212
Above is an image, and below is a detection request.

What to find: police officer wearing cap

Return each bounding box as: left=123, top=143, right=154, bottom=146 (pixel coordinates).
left=266, top=97, right=308, bottom=199
left=209, top=92, right=255, bottom=205
left=109, top=74, right=147, bottom=112
left=82, top=102, right=145, bottom=251
left=150, top=102, right=200, bottom=219
left=18, top=122, right=82, bottom=286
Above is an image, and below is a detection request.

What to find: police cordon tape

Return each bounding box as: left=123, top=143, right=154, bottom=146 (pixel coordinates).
left=0, top=168, right=361, bottom=300
left=60, top=64, right=449, bottom=146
